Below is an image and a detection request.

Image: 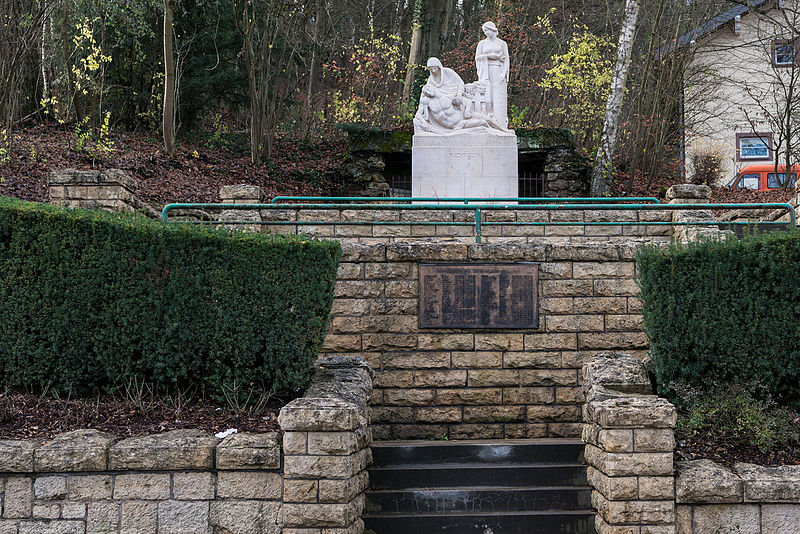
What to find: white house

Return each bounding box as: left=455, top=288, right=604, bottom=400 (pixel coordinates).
left=682, top=0, right=800, bottom=187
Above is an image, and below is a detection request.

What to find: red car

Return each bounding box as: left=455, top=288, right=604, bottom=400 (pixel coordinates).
left=728, top=164, right=799, bottom=190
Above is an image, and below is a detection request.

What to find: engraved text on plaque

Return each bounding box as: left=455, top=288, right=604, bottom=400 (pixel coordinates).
left=419, top=263, right=539, bottom=329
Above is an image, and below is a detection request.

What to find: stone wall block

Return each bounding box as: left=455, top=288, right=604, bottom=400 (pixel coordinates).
left=307, top=429, right=368, bottom=455
left=0, top=442, right=36, bottom=473
left=157, top=500, right=211, bottom=534
left=587, top=466, right=638, bottom=501
left=67, top=475, right=112, bottom=501
left=35, top=430, right=114, bottom=472
left=318, top=471, right=369, bottom=503
left=210, top=501, right=281, bottom=534
left=690, top=504, right=760, bottom=534
left=593, top=491, right=675, bottom=525
left=217, top=472, right=282, bottom=500
left=586, top=397, right=676, bottom=429
left=109, top=430, right=217, bottom=471
left=279, top=398, right=362, bottom=432
left=219, top=184, right=265, bottom=203
left=386, top=241, right=467, bottom=261
left=761, top=504, right=800, bottom=533
left=113, top=473, right=171, bottom=500
left=120, top=501, right=158, bottom=533
left=586, top=445, right=673, bottom=477
left=676, top=460, right=743, bottom=504
left=216, top=432, right=281, bottom=470
left=18, top=521, right=84, bottom=534
left=283, top=450, right=370, bottom=480
left=33, top=477, right=67, bottom=500
left=3, top=478, right=32, bottom=519
left=634, top=429, right=675, bottom=452
left=737, top=463, right=800, bottom=502
left=172, top=472, right=215, bottom=500
left=87, top=501, right=119, bottom=533
left=280, top=499, right=361, bottom=528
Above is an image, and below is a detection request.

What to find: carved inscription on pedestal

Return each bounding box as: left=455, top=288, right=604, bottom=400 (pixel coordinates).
left=419, top=263, right=539, bottom=329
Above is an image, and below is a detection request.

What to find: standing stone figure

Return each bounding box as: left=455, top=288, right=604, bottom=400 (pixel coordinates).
left=475, top=21, right=510, bottom=129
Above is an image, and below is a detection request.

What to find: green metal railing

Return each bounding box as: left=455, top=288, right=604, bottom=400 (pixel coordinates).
left=269, top=196, right=663, bottom=205
left=161, top=199, right=796, bottom=243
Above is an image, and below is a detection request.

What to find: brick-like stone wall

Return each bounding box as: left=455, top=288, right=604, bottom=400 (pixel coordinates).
left=582, top=352, right=800, bottom=534
left=0, top=357, right=375, bottom=534
left=676, top=460, right=800, bottom=534
left=324, top=241, right=654, bottom=441
left=0, top=429, right=283, bottom=534
left=254, top=207, right=672, bottom=244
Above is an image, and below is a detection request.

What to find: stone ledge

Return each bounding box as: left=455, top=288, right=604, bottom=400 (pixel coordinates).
left=676, top=459, right=743, bottom=504
left=48, top=169, right=138, bottom=191
left=676, top=460, right=800, bottom=505
left=584, top=396, right=676, bottom=429
left=34, top=430, right=115, bottom=473
left=108, top=430, right=218, bottom=471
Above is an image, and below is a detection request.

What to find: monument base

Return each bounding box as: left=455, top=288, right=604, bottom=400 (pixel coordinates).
left=411, top=132, right=518, bottom=202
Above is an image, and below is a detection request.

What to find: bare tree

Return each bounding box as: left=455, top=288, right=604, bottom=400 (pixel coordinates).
left=591, top=0, right=640, bottom=196
left=231, top=0, right=306, bottom=163
left=163, top=0, right=176, bottom=153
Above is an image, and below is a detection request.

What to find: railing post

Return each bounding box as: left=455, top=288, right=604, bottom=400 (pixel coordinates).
left=475, top=208, right=482, bottom=243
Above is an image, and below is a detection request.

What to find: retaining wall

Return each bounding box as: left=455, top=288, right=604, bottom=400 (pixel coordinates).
left=582, top=352, right=800, bottom=534
left=0, top=356, right=373, bottom=534
left=327, top=241, right=652, bottom=440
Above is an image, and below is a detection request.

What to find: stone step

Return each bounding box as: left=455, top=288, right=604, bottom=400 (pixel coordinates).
left=365, top=485, right=592, bottom=514
left=363, top=509, right=596, bottom=534
left=371, top=438, right=585, bottom=467
left=368, top=463, right=588, bottom=490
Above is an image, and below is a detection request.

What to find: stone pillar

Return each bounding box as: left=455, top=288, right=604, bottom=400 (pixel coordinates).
left=278, top=356, right=374, bottom=534
left=48, top=169, right=141, bottom=213
left=665, top=184, right=726, bottom=242
left=219, top=184, right=265, bottom=230
left=582, top=352, right=678, bottom=534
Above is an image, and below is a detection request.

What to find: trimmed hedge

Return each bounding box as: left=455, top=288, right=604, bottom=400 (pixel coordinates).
left=0, top=197, right=341, bottom=397
left=637, top=230, right=800, bottom=408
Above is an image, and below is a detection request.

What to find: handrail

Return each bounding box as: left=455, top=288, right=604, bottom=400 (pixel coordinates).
left=269, top=196, right=663, bottom=205
left=161, top=201, right=796, bottom=243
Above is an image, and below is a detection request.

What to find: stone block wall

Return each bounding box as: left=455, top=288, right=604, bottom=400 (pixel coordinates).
left=676, top=460, right=800, bottom=534
left=252, top=207, right=673, bottom=244
left=581, top=352, right=800, bottom=534
left=0, top=357, right=374, bottom=534
left=324, top=241, right=656, bottom=441
left=0, top=428, right=283, bottom=534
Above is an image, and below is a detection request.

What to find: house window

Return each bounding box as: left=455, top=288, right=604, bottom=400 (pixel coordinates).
left=736, top=133, right=772, bottom=161
left=773, top=39, right=795, bottom=67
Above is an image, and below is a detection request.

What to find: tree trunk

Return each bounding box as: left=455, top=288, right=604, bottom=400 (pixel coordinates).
left=402, top=0, right=423, bottom=110
left=305, top=0, right=324, bottom=130
left=162, top=0, right=176, bottom=153
left=591, top=0, right=640, bottom=196
left=423, top=0, right=449, bottom=59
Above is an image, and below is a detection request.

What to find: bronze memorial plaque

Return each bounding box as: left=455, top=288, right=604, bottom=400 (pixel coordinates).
left=419, top=263, right=539, bottom=329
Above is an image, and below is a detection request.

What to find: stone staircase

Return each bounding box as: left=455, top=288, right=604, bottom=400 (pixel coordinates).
left=363, top=439, right=595, bottom=534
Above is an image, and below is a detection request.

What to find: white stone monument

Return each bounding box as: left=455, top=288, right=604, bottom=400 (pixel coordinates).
left=412, top=22, right=517, bottom=201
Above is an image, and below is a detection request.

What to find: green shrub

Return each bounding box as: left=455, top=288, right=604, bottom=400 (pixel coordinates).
left=0, top=197, right=340, bottom=399
left=637, top=230, right=800, bottom=408
left=671, top=382, right=799, bottom=452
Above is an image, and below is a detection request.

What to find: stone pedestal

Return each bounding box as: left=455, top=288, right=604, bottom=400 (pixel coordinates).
left=411, top=132, right=518, bottom=201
